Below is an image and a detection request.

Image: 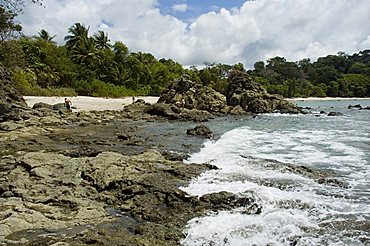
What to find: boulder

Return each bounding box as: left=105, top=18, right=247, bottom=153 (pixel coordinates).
left=327, top=111, right=343, bottom=116
left=33, top=102, right=54, bottom=110
left=186, top=125, right=213, bottom=138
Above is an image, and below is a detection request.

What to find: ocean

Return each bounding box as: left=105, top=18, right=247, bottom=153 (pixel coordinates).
left=180, top=99, right=370, bottom=246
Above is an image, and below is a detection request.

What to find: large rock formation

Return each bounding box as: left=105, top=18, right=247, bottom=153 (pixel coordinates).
left=158, top=71, right=302, bottom=115
left=226, top=70, right=301, bottom=114
left=158, top=75, right=228, bottom=114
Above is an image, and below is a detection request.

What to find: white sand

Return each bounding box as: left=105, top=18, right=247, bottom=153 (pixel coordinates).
left=287, top=97, right=370, bottom=101
left=23, top=96, right=159, bottom=112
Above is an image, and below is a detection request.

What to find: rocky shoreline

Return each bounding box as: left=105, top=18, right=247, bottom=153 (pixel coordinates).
left=0, top=69, right=309, bottom=245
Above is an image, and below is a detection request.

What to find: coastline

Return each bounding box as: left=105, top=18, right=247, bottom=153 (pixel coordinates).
left=287, top=97, right=370, bottom=101
left=23, top=96, right=160, bottom=111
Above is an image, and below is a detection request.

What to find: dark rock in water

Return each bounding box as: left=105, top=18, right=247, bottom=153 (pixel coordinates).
left=327, top=111, right=343, bottom=116
left=33, top=102, right=54, bottom=110
left=186, top=125, right=213, bottom=138
left=317, top=177, right=348, bottom=188
left=348, top=104, right=362, bottom=109
left=361, top=106, right=370, bottom=110
left=320, top=110, right=326, bottom=114
left=225, top=70, right=301, bottom=114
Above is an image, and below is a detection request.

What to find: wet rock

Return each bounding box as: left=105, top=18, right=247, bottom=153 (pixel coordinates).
left=186, top=125, right=213, bottom=138
left=327, top=111, right=343, bottom=116
left=317, top=177, right=348, bottom=188
left=361, top=106, right=370, bottom=110
left=348, top=104, right=362, bottom=109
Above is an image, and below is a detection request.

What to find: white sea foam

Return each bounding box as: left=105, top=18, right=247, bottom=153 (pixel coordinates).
left=181, top=124, right=370, bottom=245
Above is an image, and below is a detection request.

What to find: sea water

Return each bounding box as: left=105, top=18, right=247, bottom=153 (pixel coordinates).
left=180, top=100, right=370, bottom=246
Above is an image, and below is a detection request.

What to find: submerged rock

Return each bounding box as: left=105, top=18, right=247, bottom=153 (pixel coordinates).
left=186, top=125, right=213, bottom=138
left=327, top=111, right=344, bottom=116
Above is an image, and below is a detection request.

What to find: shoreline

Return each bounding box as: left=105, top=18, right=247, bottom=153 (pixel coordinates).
left=287, top=97, right=370, bottom=101
left=23, top=96, right=159, bottom=112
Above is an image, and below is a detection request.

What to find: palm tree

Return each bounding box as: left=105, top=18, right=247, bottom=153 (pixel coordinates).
left=37, top=29, right=56, bottom=42
left=70, top=36, right=101, bottom=67
left=64, top=23, right=89, bottom=49
left=93, top=30, right=111, bottom=50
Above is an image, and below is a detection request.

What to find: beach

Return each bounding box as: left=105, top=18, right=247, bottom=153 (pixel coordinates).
left=23, top=96, right=160, bottom=112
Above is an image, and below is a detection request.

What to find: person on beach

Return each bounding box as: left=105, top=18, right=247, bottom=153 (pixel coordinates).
left=64, top=98, right=72, bottom=112
left=132, top=96, right=135, bottom=103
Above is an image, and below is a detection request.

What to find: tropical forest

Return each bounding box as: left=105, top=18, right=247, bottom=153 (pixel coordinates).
left=1, top=1, right=370, bottom=99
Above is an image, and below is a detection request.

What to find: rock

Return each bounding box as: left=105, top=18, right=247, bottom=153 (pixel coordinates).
left=33, top=102, right=54, bottom=110
left=158, top=75, right=228, bottom=114
left=361, top=106, right=370, bottom=110
left=327, top=112, right=343, bottom=116
left=0, top=64, right=26, bottom=106
left=225, top=70, right=301, bottom=114
left=0, top=102, right=12, bottom=115
left=0, top=121, right=24, bottom=131
left=348, top=104, right=362, bottom=109
left=53, top=103, right=67, bottom=111
left=186, top=125, right=213, bottom=138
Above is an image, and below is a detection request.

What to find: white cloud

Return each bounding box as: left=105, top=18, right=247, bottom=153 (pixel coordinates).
left=19, top=0, right=370, bottom=68
left=171, top=3, right=188, bottom=13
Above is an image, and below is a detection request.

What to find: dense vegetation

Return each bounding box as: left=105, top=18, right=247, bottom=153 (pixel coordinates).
left=1, top=0, right=369, bottom=98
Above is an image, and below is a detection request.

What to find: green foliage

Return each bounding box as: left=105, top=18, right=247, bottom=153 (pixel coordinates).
left=12, top=68, right=37, bottom=94
left=251, top=50, right=370, bottom=98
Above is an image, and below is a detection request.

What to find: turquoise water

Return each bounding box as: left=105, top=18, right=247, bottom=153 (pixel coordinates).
left=181, top=100, right=370, bottom=246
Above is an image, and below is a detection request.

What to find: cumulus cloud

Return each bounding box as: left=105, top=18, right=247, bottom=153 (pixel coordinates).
left=171, top=3, right=188, bottom=13
left=19, top=0, right=370, bottom=68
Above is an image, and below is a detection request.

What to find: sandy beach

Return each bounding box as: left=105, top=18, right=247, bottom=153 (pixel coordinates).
left=23, top=96, right=159, bottom=112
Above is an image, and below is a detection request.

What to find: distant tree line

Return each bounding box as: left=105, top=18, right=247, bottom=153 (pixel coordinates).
left=248, top=51, right=370, bottom=98
left=1, top=1, right=369, bottom=98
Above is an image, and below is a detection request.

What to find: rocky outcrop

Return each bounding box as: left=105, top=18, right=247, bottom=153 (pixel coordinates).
left=158, top=72, right=302, bottom=116
left=0, top=64, right=26, bottom=106
left=186, top=125, right=213, bottom=138
left=226, top=70, right=302, bottom=114
left=0, top=150, right=259, bottom=245
left=158, top=75, right=228, bottom=114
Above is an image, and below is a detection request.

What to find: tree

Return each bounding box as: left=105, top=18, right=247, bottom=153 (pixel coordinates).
left=70, top=36, right=100, bottom=67
left=93, top=30, right=111, bottom=50
left=64, top=23, right=89, bottom=50
left=36, top=29, right=55, bottom=42
left=0, top=0, right=43, bottom=42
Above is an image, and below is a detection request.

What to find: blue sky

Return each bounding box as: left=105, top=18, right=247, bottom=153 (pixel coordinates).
left=158, top=0, right=247, bottom=22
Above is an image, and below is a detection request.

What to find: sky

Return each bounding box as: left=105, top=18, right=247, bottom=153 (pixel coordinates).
left=19, top=0, right=370, bottom=68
